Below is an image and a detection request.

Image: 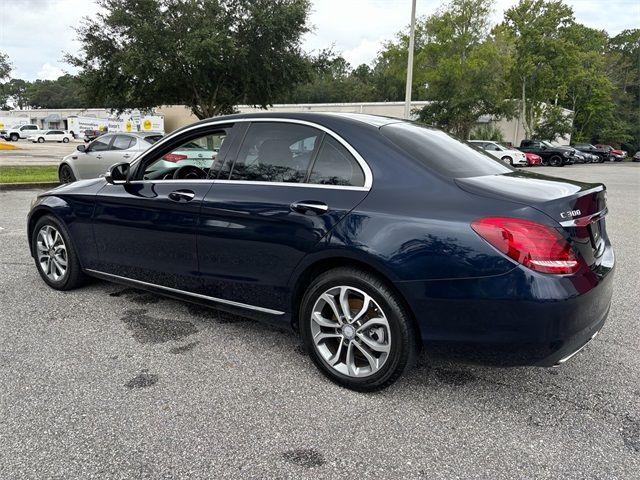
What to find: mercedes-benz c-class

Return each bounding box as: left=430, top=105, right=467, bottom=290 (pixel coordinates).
left=27, top=113, right=614, bottom=391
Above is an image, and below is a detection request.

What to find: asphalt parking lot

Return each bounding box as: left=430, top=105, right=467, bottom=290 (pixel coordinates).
left=0, top=163, right=638, bottom=479
left=0, top=139, right=80, bottom=167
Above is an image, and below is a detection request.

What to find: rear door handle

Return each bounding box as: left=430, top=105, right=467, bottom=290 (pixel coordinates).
left=290, top=201, right=329, bottom=215
left=169, top=190, right=196, bottom=202
left=96, top=155, right=102, bottom=159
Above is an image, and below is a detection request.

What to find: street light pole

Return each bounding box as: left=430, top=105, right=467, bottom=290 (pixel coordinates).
left=404, top=0, right=417, bottom=119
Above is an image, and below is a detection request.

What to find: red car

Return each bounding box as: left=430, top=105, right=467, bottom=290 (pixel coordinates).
left=594, top=144, right=627, bottom=161
left=524, top=151, right=542, bottom=166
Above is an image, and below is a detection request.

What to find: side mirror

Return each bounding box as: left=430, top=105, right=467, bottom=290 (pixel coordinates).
left=105, top=162, right=130, bottom=184
left=76, top=144, right=86, bottom=152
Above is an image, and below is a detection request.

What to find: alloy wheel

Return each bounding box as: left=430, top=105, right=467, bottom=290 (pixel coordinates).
left=36, top=225, right=68, bottom=281
left=310, top=286, right=391, bottom=378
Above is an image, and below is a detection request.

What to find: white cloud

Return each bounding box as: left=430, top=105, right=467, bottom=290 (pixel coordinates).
left=1, top=0, right=638, bottom=80
left=36, top=62, right=65, bottom=81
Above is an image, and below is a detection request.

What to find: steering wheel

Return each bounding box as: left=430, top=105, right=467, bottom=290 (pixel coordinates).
left=172, top=165, right=207, bottom=180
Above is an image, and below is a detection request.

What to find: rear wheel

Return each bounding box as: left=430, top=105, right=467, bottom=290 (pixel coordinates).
left=58, top=164, right=76, bottom=184
left=32, top=215, right=87, bottom=290
left=300, top=267, right=418, bottom=392
left=549, top=155, right=563, bottom=167
left=62, top=137, right=69, bottom=143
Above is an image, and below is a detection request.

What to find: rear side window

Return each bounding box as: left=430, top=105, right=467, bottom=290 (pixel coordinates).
left=309, top=136, right=365, bottom=186
left=230, top=122, right=321, bottom=183
left=380, top=123, right=512, bottom=178
left=112, top=135, right=135, bottom=150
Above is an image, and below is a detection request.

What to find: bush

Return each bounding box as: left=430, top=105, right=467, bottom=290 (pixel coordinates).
left=470, top=124, right=505, bottom=142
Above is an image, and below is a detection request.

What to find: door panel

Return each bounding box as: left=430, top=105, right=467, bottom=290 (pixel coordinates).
left=197, top=184, right=368, bottom=312
left=92, top=181, right=214, bottom=291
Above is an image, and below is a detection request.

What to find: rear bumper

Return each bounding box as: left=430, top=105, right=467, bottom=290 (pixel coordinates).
left=395, top=250, right=614, bottom=367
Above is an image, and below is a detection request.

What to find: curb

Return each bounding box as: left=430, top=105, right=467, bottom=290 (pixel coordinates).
left=0, top=182, right=60, bottom=191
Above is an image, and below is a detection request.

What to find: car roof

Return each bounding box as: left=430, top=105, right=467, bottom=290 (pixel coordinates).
left=187, top=111, right=406, bottom=130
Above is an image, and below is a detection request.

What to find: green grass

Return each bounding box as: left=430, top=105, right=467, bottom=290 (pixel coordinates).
left=0, top=166, right=59, bottom=184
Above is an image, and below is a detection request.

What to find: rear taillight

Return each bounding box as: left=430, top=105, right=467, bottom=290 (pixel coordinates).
left=162, top=153, right=188, bottom=162
left=471, top=217, right=580, bottom=274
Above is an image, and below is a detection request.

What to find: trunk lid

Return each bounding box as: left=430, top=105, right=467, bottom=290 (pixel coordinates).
left=456, top=171, right=608, bottom=268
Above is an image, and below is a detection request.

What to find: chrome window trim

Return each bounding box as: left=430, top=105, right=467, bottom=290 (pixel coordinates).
left=126, top=178, right=368, bottom=191
left=85, top=269, right=285, bottom=315
left=135, top=117, right=373, bottom=190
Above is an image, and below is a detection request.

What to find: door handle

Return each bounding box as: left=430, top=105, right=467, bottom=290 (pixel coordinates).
left=96, top=155, right=102, bottom=159
left=169, top=190, right=196, bottom=202
left=123, top=154, right=131, bottom=159
left=290, top=201, right=329, bottom=215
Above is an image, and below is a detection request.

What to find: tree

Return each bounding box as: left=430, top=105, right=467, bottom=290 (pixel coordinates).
left=0, top=51, right=10, bottom=81
left=502, top=0, right=574, bottom=138
left=606, top=29, right=640, bottom=151
left=279, top=49, right=379, bottom=103
left=557, top=24, right=614, bottom=144
left=532, top=104, right=573, bottom=140
left=27, top=75, right=88, bottom=109
left=68, top=0, right=311, bottom=119
left=0, top=51, right=12, bottom=109
left=3, top=79, right=30, bottom=109
left=413, top=0, right=515, bottom=138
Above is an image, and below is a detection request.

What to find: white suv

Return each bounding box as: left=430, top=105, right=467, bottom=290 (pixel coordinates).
left=469, top=140, right=527, bottom=166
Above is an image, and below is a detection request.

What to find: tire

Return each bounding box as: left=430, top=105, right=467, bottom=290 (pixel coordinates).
left=62, top=137, right=69, bottom=143
left=549, top=155, right=563, bottom=167
left=300, top=267, right=419, bottom=392
left=10, top=133, right=19, bottom=141
left=37, top=137, right=45, bottom=143
left=58, top=164, right=76, bottom=184
left=501, top=156, right=513, bottom=166
left=31, top=215, right=88, bottom=291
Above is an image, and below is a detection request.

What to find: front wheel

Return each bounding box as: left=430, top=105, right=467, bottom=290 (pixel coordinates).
left=62, top=137, right=69, bottom=143
left=31, top=215, right=87, bottom=290
left=37, top=137, right=45, bottom=143
left=300, top=267, right=418, bottom=392
left=10, top=133, right=19, bottom=141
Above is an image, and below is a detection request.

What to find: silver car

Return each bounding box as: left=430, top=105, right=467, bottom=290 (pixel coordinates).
left=58, top=132, right=163, bottom=183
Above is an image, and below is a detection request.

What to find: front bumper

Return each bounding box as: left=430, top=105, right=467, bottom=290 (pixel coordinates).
left=395, top=248, right=614, bottom=367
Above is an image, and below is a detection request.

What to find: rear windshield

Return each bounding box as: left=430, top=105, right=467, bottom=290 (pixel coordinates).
left=380, top=122, right=513, bottom=178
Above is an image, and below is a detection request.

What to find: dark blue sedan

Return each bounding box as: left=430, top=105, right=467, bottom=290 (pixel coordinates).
left=28, top=113, right=614, bottom=391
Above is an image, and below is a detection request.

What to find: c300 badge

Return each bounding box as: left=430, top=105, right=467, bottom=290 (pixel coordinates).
left=560, top=209, right=581, bottom=219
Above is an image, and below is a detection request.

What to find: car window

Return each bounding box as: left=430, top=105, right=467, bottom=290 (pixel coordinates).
left=89, top=135, right=112, bottom=152
left=143, top=134, right=163, bottom=144
left=112, top=135, right=135, bottom=150
left=308, top=136, right=365, bottom=187
left=229, top=122, right=321, bottom=183
left=144, top=131, right=227, bottom=174
left=380, top=122, right=512, bottom=178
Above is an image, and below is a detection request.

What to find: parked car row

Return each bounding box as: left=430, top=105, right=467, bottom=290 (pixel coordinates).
left=472, top=138, right=635, bottom=168
left=0, top=123, right=76, bottom=143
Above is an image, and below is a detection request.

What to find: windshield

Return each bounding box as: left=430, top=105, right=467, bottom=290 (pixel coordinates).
left=541, top=141, right=555, bottom=148
left=381, top=122, right=513, bottom=178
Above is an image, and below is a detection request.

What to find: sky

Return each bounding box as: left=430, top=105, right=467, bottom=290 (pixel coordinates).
left=0, top=0, right=638, bottom=81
